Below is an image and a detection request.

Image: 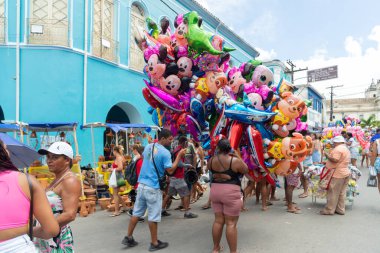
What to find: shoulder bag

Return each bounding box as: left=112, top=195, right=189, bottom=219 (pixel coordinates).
left=152, top=143, right=168, bottom=190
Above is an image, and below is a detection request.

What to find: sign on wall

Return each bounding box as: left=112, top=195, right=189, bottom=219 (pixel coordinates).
left=307, top=65, right=338, bottom=82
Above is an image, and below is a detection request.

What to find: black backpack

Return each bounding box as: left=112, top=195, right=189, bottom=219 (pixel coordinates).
left=124, top=158, right=140, bottom=186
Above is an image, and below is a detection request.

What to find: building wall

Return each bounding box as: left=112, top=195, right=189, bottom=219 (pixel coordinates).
left=326, top=98, right=380, bottom=121
left=0, top=0, right=259, bottom=164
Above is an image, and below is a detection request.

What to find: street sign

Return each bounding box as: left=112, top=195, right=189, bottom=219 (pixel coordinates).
left=307, top=65, right=338, bottom=82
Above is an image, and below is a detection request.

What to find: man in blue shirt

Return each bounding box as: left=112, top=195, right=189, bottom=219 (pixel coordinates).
left=122, top=129, right=186, bottom=251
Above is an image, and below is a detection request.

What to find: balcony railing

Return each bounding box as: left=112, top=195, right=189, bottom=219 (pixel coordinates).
left=129, top=47, right=145, bottom=72
left=27, top=18, right=69, bottom=47
left=92, top=32, right=119, bottom=63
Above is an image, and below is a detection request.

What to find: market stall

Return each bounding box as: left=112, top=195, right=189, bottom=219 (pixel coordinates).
left=304, top=164, right=361, bottom=207
left=82, top=122, right=158, bottom=187
left=26, top=122, right=85, bottom=195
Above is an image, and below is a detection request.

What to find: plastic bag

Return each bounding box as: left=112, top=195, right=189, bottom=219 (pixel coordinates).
left=368, top=166, right=377, bottom=177
left=109, top=169, right=117, bottom=188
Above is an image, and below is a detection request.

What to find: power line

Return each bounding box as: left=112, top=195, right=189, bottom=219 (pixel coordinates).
left=285, top=60, right=308, bottom=83
left=326, top=85, right=343, bottom=122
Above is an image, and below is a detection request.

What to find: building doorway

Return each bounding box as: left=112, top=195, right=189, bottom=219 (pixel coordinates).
left=104, top=102, right=142, bottom=159
left=0, top=106, right=4, bottom=122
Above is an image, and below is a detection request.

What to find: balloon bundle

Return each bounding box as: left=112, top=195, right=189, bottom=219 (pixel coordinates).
left=138, top=11, right=311, bottom=183
left=323, top=115, right=367, bottom=149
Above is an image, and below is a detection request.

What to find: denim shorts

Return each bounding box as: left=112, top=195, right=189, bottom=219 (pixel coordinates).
left=133, top=183, right=163, bottom=222
left=374, top=157, right=380, bottom=174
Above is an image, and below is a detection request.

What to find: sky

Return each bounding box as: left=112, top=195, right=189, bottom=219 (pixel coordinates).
left=196, top=0, right=380, bottom=99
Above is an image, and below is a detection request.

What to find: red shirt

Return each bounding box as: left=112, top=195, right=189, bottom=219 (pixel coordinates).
left=172, top=146, right=185, bottom=179
left=134, top=158, right=143, bottom=190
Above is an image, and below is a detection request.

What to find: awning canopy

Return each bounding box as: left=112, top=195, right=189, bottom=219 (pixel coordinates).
left=81, top=123, right=160, bottom=133
left=106, top=123, right=159, bottom=133
left=28, top=122, right=77, bottom=132
left=0, top=123, right=21, bottom=132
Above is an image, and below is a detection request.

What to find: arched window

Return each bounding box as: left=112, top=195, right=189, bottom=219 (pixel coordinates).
left=29, top=0, right=69, bottom=46
left=92, top=0, right=117, bottom=62
left=129, top=3, right=145, bottom=71
left=0, top=0, right=5, bottom=44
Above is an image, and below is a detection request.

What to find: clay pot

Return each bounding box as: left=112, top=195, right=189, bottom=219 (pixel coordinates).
left=98, top=198, right=111, bottom=210
left=86, top=196, right=97, bottom=201
left=79, top=200, right=89, bottom=217
left=84, top=188, right=96, bottom=196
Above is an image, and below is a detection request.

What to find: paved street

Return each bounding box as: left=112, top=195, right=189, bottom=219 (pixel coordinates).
left=71, top=166, right=380, bottom=253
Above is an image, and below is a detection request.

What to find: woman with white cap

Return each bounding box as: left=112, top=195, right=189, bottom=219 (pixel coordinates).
left=34, top=141, right=81, bottom=252
left=320, top=136, right=351, bottom=215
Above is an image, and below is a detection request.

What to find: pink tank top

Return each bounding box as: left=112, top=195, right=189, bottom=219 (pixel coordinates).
left=0, top=170, right=30, bottom=230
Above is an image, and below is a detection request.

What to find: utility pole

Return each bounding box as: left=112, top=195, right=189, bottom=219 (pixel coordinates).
left=285, top=60, right=308, bottom=83
left=326, top=85, right=343, bottom=122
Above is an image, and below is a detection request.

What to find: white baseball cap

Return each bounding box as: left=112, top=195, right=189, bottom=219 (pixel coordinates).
left=38, top=141, right=74, bottom=159
left=332, top=135, right=345, bottom=143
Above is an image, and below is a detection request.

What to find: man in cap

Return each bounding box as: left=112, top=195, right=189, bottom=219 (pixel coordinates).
left=320, top=135, right=351, bottom=215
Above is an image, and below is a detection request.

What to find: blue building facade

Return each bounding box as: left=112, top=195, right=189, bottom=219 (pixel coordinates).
left=0, top=0, right=259, bottom=164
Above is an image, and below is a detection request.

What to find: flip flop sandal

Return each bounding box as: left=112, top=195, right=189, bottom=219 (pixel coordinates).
left=109, top=213, right=120, bottom=217
left=174, top=206, right=184, bottom=210
left=287, top=210, right=302, bottom=214
left=298, top=193, right=308, bottom=198
left=201, top=205, right=211, bottom=210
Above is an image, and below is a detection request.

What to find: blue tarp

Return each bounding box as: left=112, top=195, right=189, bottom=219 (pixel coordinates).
left=28, top=122, right=77, bottom=131
left=106, top=123, right=154, bottom=133
left=0, top=123, right=20, bottom=132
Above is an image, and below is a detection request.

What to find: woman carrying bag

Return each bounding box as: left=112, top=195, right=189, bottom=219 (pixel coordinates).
left=320, top=136, right=351, bottom=215
left=0, top=140, right=59, bottom=252
left=108, top=145, right=128, bottom=217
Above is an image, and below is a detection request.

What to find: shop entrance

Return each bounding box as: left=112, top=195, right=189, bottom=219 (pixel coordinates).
left=0, top=106, right=4, bottom=122
left=104, top=102, right=142, bottom=159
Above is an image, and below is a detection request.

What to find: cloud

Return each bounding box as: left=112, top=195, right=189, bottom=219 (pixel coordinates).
left=345, top=36, right=362, bottom=57
left=239, top=11, right=277, bottom=43
left=256, top=47, right=277, bottom=61
left=368, top=25, right=380, bottom=45
left=293, top=25, right=380, bottom=99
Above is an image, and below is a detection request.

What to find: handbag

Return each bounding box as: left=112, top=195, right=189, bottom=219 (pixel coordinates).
left=367, top=176, right=377, bottom=187
left=25, top=173, right=34, bottom=240
left=319, top=166, right=335, bottom=190
left=152, top=143, right=167, bottom=191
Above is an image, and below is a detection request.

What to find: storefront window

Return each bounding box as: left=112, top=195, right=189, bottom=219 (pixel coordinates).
left=28, top=0, right=69, bottom=46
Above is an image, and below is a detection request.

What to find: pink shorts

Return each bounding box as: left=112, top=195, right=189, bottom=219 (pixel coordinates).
left=210, top=183, right=242, bottom=216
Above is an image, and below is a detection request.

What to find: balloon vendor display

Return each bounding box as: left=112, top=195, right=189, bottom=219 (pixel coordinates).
left=137, top=11, right=312, bottom=184
left=322, top=115, right=368, bottom=151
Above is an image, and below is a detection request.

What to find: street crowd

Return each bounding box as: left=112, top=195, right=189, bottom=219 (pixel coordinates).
left=1, top=128, right=380, bottom=252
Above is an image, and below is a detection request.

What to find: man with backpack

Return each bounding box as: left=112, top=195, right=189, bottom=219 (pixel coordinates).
left=122, top=129, right=186, bottom=251
left=161, top=136, right=198, bottom=219
left=125, top=144, right=145, bottom=222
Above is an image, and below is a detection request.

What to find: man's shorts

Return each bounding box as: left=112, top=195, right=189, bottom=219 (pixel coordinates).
left=133, top=183, right=162, bottom=222
left=374, top=157, right=380, bottom=174
left=168, top=177, right=190, bottom=197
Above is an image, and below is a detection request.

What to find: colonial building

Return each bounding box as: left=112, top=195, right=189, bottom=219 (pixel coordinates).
left=0, top=0, right=259, bottom=164
left=326, top=79, right=380, bottom=121
left=294, top=84, right=325, bottom=130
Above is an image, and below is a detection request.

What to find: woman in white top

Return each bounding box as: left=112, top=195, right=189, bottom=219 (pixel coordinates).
left=347, top=132, right=359, bottom=167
